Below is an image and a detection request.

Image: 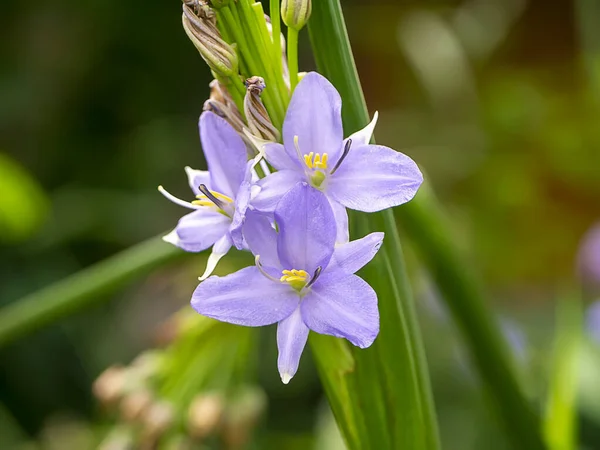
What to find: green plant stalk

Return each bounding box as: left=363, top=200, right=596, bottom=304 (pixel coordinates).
left=287, top=28, right=299, bottom=91
left=269, top=0, right=285, bottom=97
left=576, top=0, right=600, bottom=106
left=251, top=3, right=290, bottom=111
left=308, top=1, right=545, bottom=448
left=0, top=235, right=185, bottom=348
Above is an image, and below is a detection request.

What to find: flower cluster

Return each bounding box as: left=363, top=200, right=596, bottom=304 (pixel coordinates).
left=160, top=72, right=423, bottom=383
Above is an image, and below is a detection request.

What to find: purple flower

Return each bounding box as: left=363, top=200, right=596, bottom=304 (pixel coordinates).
left=192, top=182, right=383, bottom=383
left=251, top=72, right=423, bottom=243
left=160, top=111, right=253, bottom=280
left=586, top=301, right=600, bottom=344
left=578, top=222, right=600, bottom=286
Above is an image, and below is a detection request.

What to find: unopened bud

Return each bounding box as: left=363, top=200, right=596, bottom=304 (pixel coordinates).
left=93, top=366, right=127, bottom=406
left=182, top=4, right=238, bottom=78
left=187, top=392, right=224, bottom=438
left=281, top=0, right=312, bottom=31
left=143, top=401, right=175, bottom=440
left=120, top=389, right=153, bottom=423
left=244, top=76, right=280, bottom=142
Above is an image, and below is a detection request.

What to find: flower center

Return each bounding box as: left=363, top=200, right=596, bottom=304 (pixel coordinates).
left=280, top=269, right=309, bottom=291
left=303, top=152, right=328, bottom=170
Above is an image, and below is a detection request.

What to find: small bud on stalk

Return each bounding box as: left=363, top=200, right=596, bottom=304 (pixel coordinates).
left=244, top=76, right=280, bottom=142
left=181, top=4, right=238, bottom=78
left=187, top=392, right=225, bottom=438
left=281, top=0, right=312, bottom=31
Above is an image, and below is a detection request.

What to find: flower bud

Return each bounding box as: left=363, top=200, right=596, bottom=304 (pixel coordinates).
left=281, top=0, right=312, bottom=31
left=143, top=401, right=175, bottom=440
left=93, top=366, right=127, bottom=406
left=120, top=389, right=153, bottom=423
left=181, top=4, right=238, bottom=78
left=187, top=392, right=224, bottom=438
left=243, top=76, right=280, bottom=142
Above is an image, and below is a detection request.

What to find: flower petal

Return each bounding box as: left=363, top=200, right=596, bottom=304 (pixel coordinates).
left=327, top=144, right=423, bottom=213
left=165, top=208, right=230, bottom=253
left=265, top=143, right=301, bottom=171
left=282, top=72, right=344, bottom=164
left=277, top=306, right=309, bottom=384
left=251, top=170, right=303, bottom=213
left=344, top=111, right=378, bottom=147
left=229, top=160, right=254, bottom=250
left=199, top=111, right=249, bottom=199
left=275, top=182, right=337, bottom=274
left=301, top=273, right=379, bottom=348
left=185, top=166, right=211, bottom=196
left=243, top=210, right=280, bottom=270
left=328, top=232, right=384, bottom=275
left=328, top=198, right=349, bottom=245
left=192, top=266, right=299, bottom=326
left=198, top=234, right=233, bottom=281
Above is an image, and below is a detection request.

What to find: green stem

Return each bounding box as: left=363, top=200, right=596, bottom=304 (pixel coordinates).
left=308, top=1, right=545, bottom=449
left=287, top=28, right=299, bottom=91
left=0, top=235, right=185, bottom=348
left=270, top=0, right=285, bottom=96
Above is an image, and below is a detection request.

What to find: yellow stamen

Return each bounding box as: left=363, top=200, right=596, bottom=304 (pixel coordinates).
left=195, top=191, right=233, bottom=203
left=280, top=269, right=309, bottom=291
left=303, top=152, right=329, bottom=170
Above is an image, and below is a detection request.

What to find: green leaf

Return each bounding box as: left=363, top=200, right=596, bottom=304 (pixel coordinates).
left=307, top=2, right=439, bottom=449
left=0, top=235, right=186, bottom=348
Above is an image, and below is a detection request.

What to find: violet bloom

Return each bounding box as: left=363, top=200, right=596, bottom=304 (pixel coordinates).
left=586, top=301, right=600, bottom=344
left=159, top=111, right=253, bottom=280
left=251, top=72, right=423, bottom=243
left=192, top=183, right=383, bottom=383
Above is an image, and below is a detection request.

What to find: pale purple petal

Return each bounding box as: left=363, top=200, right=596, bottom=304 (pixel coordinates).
left=251, top=170, right=303, bottom=213
left=283, top=72, right=344, bottom=164
left=328, top=232, right=384, bottom=275
left=327, top=144, right=423, bottom=213
left=192, top=266, right=299, bottom=326
left=243, top=211, right=280, bottom=270
left=265, top=143, right=301, bottom=171
left=301, top=273, right=379, bottom=348
left=199, top=111, right=248, bottom=199
left=328, top=198, right=349, bottom=245
left=185, top=167, right=212, bottom=196
left=586, top=301, right=600, bottom=344
left=275, top=183, right=336, bottom=274
left=166, top=208, right=230, bottom=253
left=198, top=234, right=233, bottom=281
left=578, top=223, right=600, bottom=285
left=277, top=306, right=309, bottom=384
left=229, top=160, right=254, bottom=249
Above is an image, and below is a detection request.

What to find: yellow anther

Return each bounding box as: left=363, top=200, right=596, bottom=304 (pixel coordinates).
left=280, top=268, right=309, bottom=291
left=303, top=152, right=328, bottom=170
left=195, top=191, right=233, bottom=203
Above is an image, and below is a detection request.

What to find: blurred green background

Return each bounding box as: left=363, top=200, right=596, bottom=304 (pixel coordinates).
left=1, top=0, right=600, bottom=448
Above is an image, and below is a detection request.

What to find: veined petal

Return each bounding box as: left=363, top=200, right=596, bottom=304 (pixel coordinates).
left=185, top=166, right=211, bottom=196
left=328, top=232, right=384, bottom=275
left=275, top=183, right=336, bottom=274
left=282, top=72, right=344, bottom=164
left=264, top=143, right=301, bottom=171
left=344, top=111, right=379, bottom=147
left=243, top=210, right=280, bottom=270
left=199, top=234, right=233, bottom=281
left=165, top=209, right=230, bottom=253
left=229, top=159, right=254, bottom=250
left=199, top=111, right=249, bottom=199
left=327, top=144, right=423, bottom=213
left=251, top=170, right=303, bottom=213
left=328, top=198, right=349, bottom=245
left=301, top=273, right=379, bottom=348
left=277, top=307, right=309, bottom=384
left=192, top=266, right=299, bottom=326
